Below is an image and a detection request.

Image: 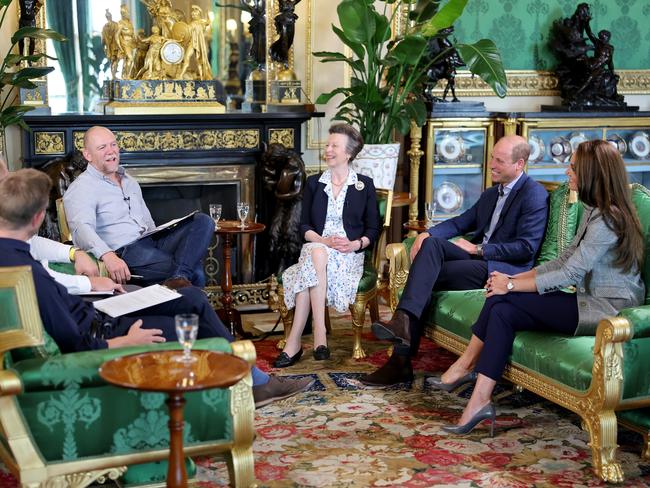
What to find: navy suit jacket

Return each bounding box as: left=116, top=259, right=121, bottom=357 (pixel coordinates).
left=428, top=173, right=549, bottom=276
left=300, top=173, right=380, bottom=251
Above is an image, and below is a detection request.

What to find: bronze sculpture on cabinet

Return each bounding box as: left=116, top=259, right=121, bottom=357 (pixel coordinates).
left=101, top=9, right=120, bottom=79
left=424, top=27, right=465, bottom=103
left=548, top=2, right=628, bottom=110
left=261, top=143, right=306, bottom=276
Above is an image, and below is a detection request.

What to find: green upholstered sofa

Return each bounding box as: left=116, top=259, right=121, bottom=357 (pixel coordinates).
left=386, top=183, right=650, bottom=483
left=0, top=266, right=256, bottom=487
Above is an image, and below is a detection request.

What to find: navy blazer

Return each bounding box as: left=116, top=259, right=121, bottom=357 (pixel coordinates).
left=300, top=173, right=380, bottom=250
left=428, top=173, right=549, bottom=276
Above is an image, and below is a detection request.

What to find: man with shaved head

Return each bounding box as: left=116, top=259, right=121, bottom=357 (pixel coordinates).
left=361, top=135, right=549, bottom=387
left=63, top=126, right=214, bottom=288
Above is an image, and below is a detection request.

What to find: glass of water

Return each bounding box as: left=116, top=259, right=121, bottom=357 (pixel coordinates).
left=425, top=201, right=437, bottom=228
left=237, top=202, right=249, bottom=229
left=174, top=313, right=199, bottom=363
left=209, top=203, right=222, bottom=229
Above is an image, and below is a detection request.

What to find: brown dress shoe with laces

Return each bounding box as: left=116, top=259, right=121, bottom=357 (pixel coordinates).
left=253, top=375, right=314, bottom=408
left=359, top=354, right=414, bottom=388
left=162, top=277, right=193, bottom=290
left=371, top=309, right=412, bottom=347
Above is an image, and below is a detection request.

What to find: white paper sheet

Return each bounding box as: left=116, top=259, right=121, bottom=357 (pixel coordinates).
left=93, top=284, right=182, bottom=317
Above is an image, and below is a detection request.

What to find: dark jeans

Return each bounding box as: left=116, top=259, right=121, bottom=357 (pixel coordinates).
left=396, top=236, right=488, bottom=356
left=108, top=286, right=269, bottom=386
left=472, top=291, right=579, bottom=381
left=118, top=213, right=214, bottom=287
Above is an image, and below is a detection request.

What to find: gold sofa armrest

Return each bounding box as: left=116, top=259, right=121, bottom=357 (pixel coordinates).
left=386, top=243, right=410, bottom=312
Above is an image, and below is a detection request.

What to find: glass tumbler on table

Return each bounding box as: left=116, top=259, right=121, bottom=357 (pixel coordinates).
left=237, top=202, right=249, bottom=229
left=174, top=314, right=199, bottom=363
left=209, top=203, right=222, bottom=229
left=425, top=201, right=437, bottom=228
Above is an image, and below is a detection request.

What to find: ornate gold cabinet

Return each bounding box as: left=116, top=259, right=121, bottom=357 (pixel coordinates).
left=506, top=112, right=650, bottom=186
left=423, top=116, right=496, bottom=223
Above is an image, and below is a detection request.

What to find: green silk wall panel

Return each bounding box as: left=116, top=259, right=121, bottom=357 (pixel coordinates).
left=451, top=0, right=650, bottom=70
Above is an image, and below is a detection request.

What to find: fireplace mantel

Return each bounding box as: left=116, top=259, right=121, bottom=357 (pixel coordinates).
left=22, top=112, right=321, bottom=168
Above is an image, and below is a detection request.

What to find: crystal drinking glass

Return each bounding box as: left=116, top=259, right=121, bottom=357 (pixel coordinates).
left=209, top=203, right=222, bottom=229
left=174, top=314, right=199, bottom=363
left=237, top=202, right=249, bottom=229
left=425, top=201, right=437, bottom=228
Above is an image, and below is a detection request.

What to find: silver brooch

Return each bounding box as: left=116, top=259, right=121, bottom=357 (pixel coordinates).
left=355, top=180, right=365, bottom=191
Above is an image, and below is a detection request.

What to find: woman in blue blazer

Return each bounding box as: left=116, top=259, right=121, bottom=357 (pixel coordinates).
left=274, top=124, right=380, bottom=367
left=435, top=139, right=645, bottom=436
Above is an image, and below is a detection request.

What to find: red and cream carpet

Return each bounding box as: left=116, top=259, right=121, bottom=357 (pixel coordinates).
left=2, top=307, right=650, bottom=487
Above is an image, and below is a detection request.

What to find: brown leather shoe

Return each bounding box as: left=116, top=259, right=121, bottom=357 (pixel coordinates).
left=360, top=354, right=413, bottom=388
left=371, top=310, right=412, bottom=347
left=162, top=277, right=193, bottom=290
left=253, top=375, right=314, bottom=408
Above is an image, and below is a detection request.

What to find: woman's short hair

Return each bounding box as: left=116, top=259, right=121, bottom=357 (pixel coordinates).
left=0, top=169, right=52, bottom=230
left=329, top=124, right=364, bottom=162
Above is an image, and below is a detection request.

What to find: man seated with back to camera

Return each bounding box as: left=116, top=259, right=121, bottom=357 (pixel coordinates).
left=361, top=135, right=549, bottom=387
left=0, top=169, right=313, bottom=408
left=63, top=126, right=214, bottom=289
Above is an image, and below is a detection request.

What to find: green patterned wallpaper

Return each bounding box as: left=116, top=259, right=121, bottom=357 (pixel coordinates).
left=451, top=0, right=650, bottom=70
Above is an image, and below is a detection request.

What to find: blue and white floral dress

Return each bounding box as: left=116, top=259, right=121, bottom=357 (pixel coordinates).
left=282, top=169, right=365, bottom=313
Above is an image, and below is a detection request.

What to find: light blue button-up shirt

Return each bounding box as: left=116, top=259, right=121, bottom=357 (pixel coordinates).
left=482, top=171, right=524, bottom=245
left=63, top=164, right=155, bottom=258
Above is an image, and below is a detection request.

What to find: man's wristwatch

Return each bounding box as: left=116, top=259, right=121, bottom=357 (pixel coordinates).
left=475, top=244, right=483, bottom=257
left=506, top=278, right=515, bottom=291
left=69, top=247, right=78, bottom=262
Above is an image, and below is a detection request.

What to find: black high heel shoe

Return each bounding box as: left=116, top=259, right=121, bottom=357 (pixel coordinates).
left=427, top=371, right=477, bottom=392
left=273, top=348, right=303, bottom=368
left=313, top=345, right=330, bottom=360
left=441, top=403, right=496, bottom=437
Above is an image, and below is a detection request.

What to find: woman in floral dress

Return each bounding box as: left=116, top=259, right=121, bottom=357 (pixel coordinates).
left=274, top=124, right=380, bottom=367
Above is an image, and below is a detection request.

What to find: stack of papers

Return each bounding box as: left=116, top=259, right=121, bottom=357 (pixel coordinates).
left=93, top=284, right=182, bottom=317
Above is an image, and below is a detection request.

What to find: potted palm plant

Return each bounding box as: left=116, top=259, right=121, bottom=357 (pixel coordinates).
left=313, top=0, right=506, bottom=189
left=0, top=0, right=65, bottom=159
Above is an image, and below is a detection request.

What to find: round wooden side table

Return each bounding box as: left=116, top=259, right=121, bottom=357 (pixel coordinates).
left=215, top=220, right=266, bottom=338
left=99, top=350, right=249, bottom=488
left=402, top=219, right=429, bottom=233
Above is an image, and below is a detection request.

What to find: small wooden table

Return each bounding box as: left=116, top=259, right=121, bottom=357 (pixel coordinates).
left=99, top=350, right=248, bottom=488
left=215, top=220, right=266, bottom=338
left=403, top=219, right=430, bottom=233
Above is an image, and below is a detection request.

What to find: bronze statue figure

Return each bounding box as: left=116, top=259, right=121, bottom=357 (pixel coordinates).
left=548, top=2, right=626, bottom=109
left=179, top=5, right=212, bottom=80
left=424, top=26, right=465, bottom=103
left=114, top=4, right=137, bottom=79
left=244, top=0, right=266, bottom=69
left=269, top=0, right=301, bottom=68
left=101, top=9, right=120, bottom=79
left=18, top=0, right=44, bottom=63
left=261, top=143, right=306, bottom=275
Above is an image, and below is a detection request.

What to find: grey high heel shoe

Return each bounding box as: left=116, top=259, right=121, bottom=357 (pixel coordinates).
left=441, top=403, right=496, bottom=437
left=427, top=371, right=477, bottom=392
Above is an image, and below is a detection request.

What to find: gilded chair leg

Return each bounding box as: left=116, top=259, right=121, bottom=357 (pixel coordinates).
left=583, top=410, right=624, bottom=483
left=349, top=294, right=369, bottom=360
left=277, top=286, right=293, bottom=350
left=227, top=447, right=256, bottom=487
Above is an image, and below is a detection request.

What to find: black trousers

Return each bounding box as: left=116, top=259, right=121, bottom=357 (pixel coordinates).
left=396, top=236, right=488, bottom=356
left=472, top=291, right=579, bottom=381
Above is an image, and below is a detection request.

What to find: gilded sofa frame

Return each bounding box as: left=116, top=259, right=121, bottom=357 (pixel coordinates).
left=0, top=267, right=256, bottom=488
left=386, top=242, right=647, bottom=484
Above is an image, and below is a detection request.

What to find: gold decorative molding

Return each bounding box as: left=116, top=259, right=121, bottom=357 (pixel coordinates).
left=205, top=283, right=274, bottom=309
left=269, top=128, right=295, bottom=148
left=43, top=467, right=127, bottom=488
left=407, top=121, right=423, bottom=227
left=73, top=129, right=259, bottom=152
left=34, top=132, right=65, bottom=155
left=428, top=70, right=650, bottom=97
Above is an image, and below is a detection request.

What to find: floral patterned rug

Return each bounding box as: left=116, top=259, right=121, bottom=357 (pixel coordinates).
left=2, top=308, right=650, bottom=487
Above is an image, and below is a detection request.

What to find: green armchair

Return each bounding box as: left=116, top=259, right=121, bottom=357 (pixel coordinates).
left=386, top=183, right=650, bottom=483
left=0, top=266, right=256, bottom=487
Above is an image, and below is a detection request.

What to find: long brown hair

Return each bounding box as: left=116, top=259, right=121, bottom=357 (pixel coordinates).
left=574, top=139, right=644, bottom=272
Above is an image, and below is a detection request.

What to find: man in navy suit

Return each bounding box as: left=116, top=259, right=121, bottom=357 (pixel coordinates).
left=361, top=135, right=549, bottom=386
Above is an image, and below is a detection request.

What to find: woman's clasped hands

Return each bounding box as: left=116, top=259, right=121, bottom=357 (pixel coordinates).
left=324, top=234, right=360, bottom=253
left=485, top=271, right=510, bottom=297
